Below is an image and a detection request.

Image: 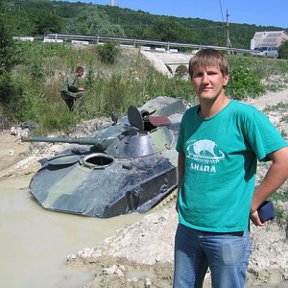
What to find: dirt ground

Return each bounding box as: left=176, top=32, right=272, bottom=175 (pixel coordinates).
left=0, top=132, right=30, bottom=171
left=1, top=88, right=288, bottom=287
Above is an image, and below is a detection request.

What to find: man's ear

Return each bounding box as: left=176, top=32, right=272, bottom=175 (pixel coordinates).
left=223, top=74, right=229, bottom=86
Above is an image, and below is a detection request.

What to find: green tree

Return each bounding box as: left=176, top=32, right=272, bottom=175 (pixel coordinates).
left=278, top=40, right=288, bottom=59
left=33, top=11, right=64, bottom=35
left=148, top=17, right=184, bottom=42
left=0, top=1, right=14, bottom=71
left=65, top=7, right=125, bottom=37
left=7, top=11, right=37, bottom=36
left=0, top=0, right=16, bottom=104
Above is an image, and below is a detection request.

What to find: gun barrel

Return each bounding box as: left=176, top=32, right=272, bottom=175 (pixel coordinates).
left=21, top=136, right=97, bottom=145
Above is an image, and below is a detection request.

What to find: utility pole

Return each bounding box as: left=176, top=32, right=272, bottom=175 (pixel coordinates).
left=226, top=9, right=233, bottom=53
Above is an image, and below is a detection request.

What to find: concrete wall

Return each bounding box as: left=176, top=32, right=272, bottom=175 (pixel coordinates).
left=140, top=50, right=197, bottom=77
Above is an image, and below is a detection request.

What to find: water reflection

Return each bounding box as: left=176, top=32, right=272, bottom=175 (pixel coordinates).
left=0, top=176, right=144, bottom=288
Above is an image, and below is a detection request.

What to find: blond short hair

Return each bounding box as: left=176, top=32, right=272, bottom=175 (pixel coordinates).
left=189, top=49, right=229, bottom=77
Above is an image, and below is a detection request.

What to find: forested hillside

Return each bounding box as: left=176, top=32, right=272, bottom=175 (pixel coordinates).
left=4, top=0, right=287, bottom=49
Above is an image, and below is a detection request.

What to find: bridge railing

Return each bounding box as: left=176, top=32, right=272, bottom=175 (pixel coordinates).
left=44, top=33, right=254, bottom=55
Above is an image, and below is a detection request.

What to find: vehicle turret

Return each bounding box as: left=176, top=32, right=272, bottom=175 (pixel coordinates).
left=24, top=96, right=186, bottom=218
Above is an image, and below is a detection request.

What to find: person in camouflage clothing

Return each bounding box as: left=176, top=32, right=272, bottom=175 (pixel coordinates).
left=61, top=66, right=86, bottom=111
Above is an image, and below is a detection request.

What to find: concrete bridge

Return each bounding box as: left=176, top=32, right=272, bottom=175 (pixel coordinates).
left=140, top=50, right=196, bottom=78
left=43, top=32, right=198, bottom=78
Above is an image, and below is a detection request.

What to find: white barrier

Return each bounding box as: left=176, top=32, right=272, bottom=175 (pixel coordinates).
left=13, top=36, right=34, bottom=41
left=155, top=47, right=166, bottom=52
left=71, top=40, right=89, bottom=45
left=140, top=46, right=151, bottom=51
left=168, top=49, right=178, bottom=53
left=43, top=38, right=63, bottom=43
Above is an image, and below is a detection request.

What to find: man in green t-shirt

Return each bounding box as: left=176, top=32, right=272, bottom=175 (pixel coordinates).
left=173, top=48, right=288, bottom=288
left=61, top=66, right=86, bottom=111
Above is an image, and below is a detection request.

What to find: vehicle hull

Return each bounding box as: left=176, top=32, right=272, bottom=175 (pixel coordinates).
left=28, top=96, right=186, bottom=218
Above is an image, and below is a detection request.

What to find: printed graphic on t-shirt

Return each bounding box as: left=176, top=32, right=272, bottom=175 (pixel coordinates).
left=186, top=139, right=225, bottom=173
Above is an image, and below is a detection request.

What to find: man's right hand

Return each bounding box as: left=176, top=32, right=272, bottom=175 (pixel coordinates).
left=250, top=210, right=268, bottom=227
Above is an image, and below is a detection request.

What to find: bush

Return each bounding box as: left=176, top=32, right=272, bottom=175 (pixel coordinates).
left=96, top=41, right=121, bottom=64
left=226, top=65, right=264, bottom=100
left=278, top=40, right=288, bottom=59
left=0, top=71, right=13, bottom=104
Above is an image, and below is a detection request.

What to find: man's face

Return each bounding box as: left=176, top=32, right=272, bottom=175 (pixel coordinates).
left=191, top=66, right=229, bottom=102
left=76, top=70, right=84, bottom=78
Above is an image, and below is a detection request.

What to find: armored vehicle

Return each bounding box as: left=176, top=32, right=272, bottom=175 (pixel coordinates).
left=23, top=96, right=186, bottom=218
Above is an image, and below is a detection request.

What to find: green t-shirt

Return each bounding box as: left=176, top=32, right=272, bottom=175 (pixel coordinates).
left=176, top=100, right=287, bottom=232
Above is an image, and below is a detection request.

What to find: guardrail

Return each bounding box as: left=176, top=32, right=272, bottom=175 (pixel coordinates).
left=44, top=33, right=254, bottom=55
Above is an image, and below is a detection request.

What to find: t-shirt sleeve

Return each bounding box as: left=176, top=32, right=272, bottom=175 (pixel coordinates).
left=176, top=111, right=187, bottom=153
left=245, top=109, right=288, bottom=161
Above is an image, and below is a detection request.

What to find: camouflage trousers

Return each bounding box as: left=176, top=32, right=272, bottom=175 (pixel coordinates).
left=61, top=90, right=85, bottom=112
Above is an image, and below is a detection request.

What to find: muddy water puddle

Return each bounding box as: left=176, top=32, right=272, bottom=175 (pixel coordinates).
left=0, top=176, right=144, bottom=288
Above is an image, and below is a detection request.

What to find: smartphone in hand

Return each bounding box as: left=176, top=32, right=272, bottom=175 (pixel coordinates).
left=257, top=201, right=275, bottom=222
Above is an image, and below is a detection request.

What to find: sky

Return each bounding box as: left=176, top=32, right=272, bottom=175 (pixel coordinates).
left=66, top=0, right=287, bottom=28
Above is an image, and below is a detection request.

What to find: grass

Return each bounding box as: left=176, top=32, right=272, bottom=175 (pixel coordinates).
left=2, top=41, right=288, bottom=134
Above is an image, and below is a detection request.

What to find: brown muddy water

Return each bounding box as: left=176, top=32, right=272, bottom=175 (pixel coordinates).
left=0, top=176, right=144, bottom=288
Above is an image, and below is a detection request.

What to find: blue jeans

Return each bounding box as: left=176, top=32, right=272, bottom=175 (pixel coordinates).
left=173, top=224, right=250, bottom=288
